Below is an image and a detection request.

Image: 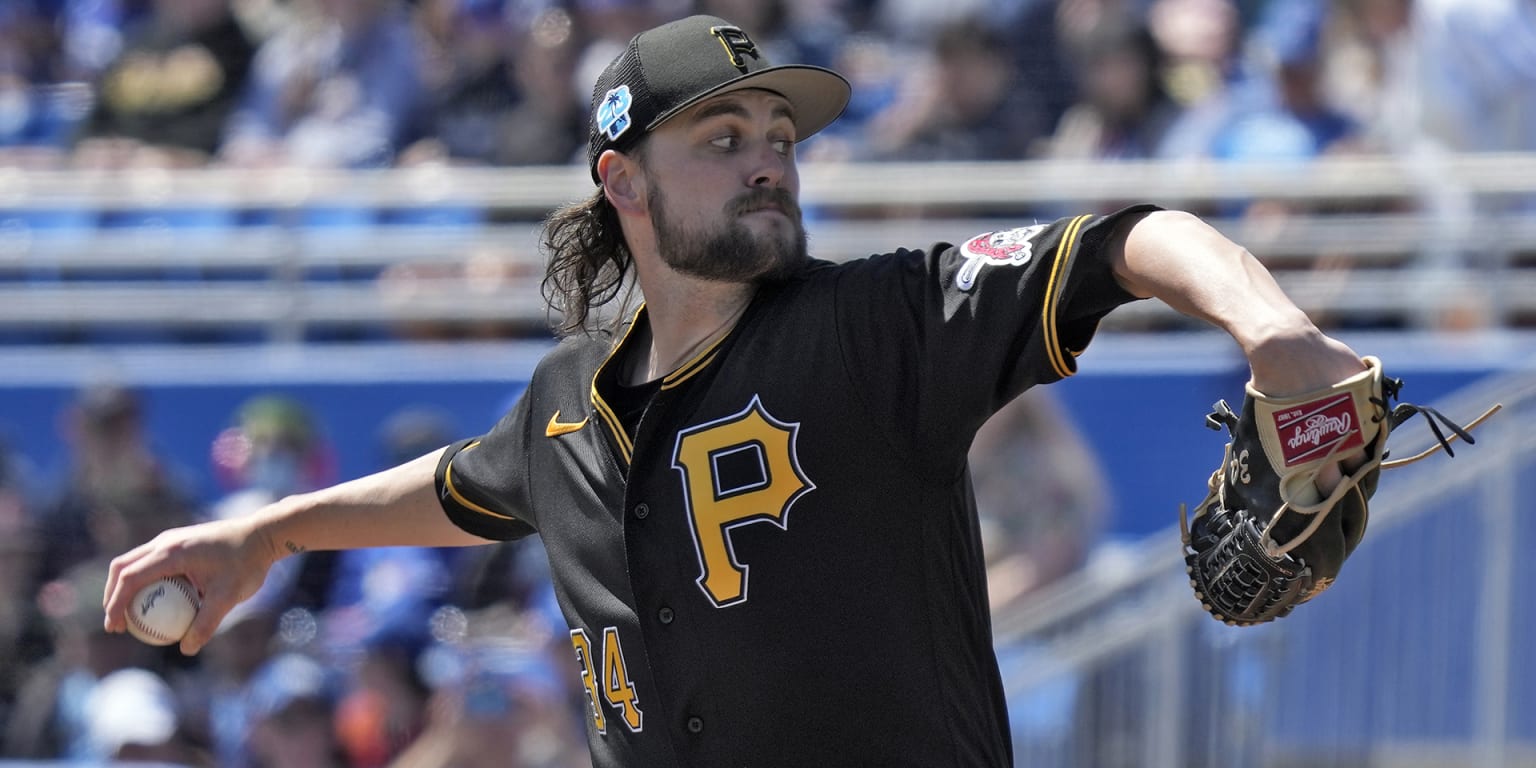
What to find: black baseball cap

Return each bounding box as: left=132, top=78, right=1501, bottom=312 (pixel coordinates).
left=586, top=15, right=851, bottom=184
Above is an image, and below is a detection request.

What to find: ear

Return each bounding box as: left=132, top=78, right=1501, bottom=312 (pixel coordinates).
left=598, top=150, right=645, bottom=215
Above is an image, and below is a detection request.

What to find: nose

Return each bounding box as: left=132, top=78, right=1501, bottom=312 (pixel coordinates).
left=747, top=142, right=787, bottom=189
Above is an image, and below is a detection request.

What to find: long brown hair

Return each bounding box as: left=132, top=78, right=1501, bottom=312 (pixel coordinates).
left=540, top=187, right=633, bottom=336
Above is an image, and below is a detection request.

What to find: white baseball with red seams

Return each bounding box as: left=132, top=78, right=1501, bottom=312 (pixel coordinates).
left=126, top=576, right=200, bottom=646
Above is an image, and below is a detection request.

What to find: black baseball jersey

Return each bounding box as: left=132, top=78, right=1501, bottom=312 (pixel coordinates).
left=435, top=205, right=1155, bottom=767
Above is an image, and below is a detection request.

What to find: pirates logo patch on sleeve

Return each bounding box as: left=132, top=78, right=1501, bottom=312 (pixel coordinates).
left=955, top=224, right=1047, bottom=291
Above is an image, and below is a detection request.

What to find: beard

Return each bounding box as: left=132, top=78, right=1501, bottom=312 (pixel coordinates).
left=649, top=183, right=808, bottom=284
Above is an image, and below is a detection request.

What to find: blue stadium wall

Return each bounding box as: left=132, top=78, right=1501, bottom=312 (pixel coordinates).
left=0, top=332, right=1519, bottom=539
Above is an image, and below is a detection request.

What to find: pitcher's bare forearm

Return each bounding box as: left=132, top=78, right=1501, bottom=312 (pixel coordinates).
left=103, top=448, right=491, bottom=654
left=259, top=448, right=489, bottom=558
left=1109, top=210, right=1365, bottom=396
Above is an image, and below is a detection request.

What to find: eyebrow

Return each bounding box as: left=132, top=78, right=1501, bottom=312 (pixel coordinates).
left=689, top=94, right=796, bottom=125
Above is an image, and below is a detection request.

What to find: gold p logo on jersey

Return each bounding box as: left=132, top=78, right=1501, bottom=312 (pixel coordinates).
left=710, top=25, right=760, bottom=70
left=672, top=396, right=814, bottom=607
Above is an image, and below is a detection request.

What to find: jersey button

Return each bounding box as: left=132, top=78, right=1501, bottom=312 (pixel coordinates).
left=658, top=606, right=674, bottom=625
left=633, top=503, right=650, bottom=520
left=686, top=716, right=704, bottom=734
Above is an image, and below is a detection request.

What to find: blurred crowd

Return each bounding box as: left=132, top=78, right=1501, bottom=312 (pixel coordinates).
left=0, top=0, right=1528, bottom=338
left=0, top=375, right=1107, bottom=766
left=0, top=383, right=594, bottom=766
left=0, top=0, right=1530, bottom=175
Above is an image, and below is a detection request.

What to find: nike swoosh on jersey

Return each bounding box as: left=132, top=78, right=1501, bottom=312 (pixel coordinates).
left=545, top=410, right=589, bottom=437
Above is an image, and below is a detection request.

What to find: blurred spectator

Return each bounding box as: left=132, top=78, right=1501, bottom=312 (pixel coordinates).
left=58, top=0, right=152, bottom=80
left=232, top=0, right=303, bottom=40
left=1323, top=0, right=1415, bottom=155
left=35, top=383, right=196, bottom=589
left=570, top=0, right=667, bottom=46
left=85, top=666, right=212, bottom=765
left=407, top=0, right=519, bottom=165
left=73, top=0, right=260, bottom=169
left=873, top=0, right=1070, bottom=45
left=1414, top=0, right=1536, bottom=156
left=869, top=0, right=973, bottom=42
left=1046, top=15, right=1179, bottom=162
left=376, top=403, right=458, bottom=466
left=967, top=388, right=1108, bottom=611
left=1145, top=0, right=1243, bottom=111
left=1156, top=0, right=1361, bottom=222
left=330, top=599, right=437, bottom=768
left=794, top=29, right=902, bottom=163
left=245, top=652, right=346, bottom=768
left=863, top=14, right=1059, bottom=162
left=491, top=8, right=588, bottom=166
left=404, top=4, right=586, bottom=167
left=1142, top=0, right=1244, bottom=166
left=772, top=0, right=860, bottom=72
left=1212, top=0, right=1358, bottom=163
left=3, top=560, right=161, bottom=759
left=0, top=3, right=89, bottom=167
left=324, top=544, right=452, bottom=642
left=0, top=443, right=48, bottom=738
left=209, top=393, right=335, bottom=516
left=1394, top=0, right=1536, bottom=325
left=1411, top=0, right=1536, bottom=269
left=0, top=2, right=62, bottom=80
left=220, top=0, right=428, bottom=168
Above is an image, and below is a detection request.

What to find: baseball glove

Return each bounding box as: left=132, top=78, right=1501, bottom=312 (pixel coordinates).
left=1181, top=356, right=1501, bottom=626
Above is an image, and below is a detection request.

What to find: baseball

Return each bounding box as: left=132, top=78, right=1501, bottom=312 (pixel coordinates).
left=126, top=576, right=200, bottom=646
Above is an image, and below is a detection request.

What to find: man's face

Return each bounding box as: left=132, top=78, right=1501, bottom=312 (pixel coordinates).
left=639, top=90, right=807, bottom=284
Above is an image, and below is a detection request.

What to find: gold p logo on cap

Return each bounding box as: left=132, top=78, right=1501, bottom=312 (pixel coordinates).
left=710, top=25, right=760, bottom=70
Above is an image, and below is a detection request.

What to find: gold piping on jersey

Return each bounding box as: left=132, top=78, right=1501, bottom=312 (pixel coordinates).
left=1043, top=214, right=1092, bottom=380
left=589, top=306, right=647, bottom=465
left=660, top=342, right=725, bottom=390
left=593, top=394, right=634, bottom=464
left=442, top=441, right=521, bottom=521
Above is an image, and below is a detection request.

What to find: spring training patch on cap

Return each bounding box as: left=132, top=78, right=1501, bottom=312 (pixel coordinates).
left=597, top=85, right=634, bottom=141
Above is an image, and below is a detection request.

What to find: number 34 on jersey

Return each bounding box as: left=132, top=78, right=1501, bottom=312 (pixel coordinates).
left=571, top=626, right=644, bottom=733
left=569, top=396, right=818, bottom=734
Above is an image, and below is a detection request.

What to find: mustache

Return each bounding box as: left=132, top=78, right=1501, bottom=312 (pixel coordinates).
left=727, top=188, right=801, bottom=220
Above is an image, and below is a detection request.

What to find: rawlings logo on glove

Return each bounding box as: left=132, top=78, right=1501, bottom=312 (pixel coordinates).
left=1277, top=396, right=1361, bottom=464
left=1181, top=356, right=1501, bottom=626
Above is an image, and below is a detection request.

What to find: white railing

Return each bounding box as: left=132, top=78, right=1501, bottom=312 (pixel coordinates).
left=1, top=152, right=1532, bottom=208
left=0, top=153, right=1534, bottom=341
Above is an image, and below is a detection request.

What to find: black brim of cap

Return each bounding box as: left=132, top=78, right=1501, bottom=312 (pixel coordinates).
left=646, top=64, right=851, bottom=143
